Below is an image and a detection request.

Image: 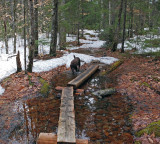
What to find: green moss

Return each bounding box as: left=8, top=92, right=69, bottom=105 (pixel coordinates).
left=140, top=81, right=151, bottom=88
left=135, top=120, right=160, bottom=137
left=28, top=75, right=34, bottom=86
left=134, top=141, right=141, bottom=144
left=101, top=60, right=123, bottom=76
left=39, top=78, right=50, bottom=96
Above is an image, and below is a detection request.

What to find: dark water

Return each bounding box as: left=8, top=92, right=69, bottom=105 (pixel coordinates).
left=0, top=69, right=133, bottom=144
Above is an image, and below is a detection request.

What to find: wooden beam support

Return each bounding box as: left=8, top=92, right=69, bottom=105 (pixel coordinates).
left=37, top=133, right=88, bottom=144
left=37, top=133, right=57, bottom=144
left=57, top=86, right=76, bottom=143
left=68, top=65, right=99, bottom=89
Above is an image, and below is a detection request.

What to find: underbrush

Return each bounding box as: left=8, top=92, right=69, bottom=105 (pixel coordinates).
left=144, top=39, right=160, bottom=48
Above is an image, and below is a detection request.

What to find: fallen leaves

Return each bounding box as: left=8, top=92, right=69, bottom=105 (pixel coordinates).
left=108, top=54, right=160, bottom=143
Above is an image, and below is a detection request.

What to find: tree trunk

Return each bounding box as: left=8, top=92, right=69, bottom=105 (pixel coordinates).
left=13, top=0, right=17, bottom=54
left=77, top=0, right=80, bottom=45
left=101, top=0, right=107, bottom=29
left=59, top=0, right=66, bottom=50
left=112, top=0, right=123, bottom=52
left=34, top=0, right=38, bottom=56
left=16, top=51, right=22, bottom=73
left=121, top=0, right=127, bottom=53
left=150, top=0, right=156, bottom=29
left=108, top=0, right=111, bottom=26
left=77, top=23, right=80, bottom=45
left=81, top=0, right=84, bottom=37
left=23, top=0, right=27, bottom=73
left=50, top=0, right=58, bottom=56
left=26, top=0, right=30, bottom=48
left=129, top=1, right=134, bottom=38
left=3, top=0, right=8, bottom=54
left=27, top=0, right=35, bottom=72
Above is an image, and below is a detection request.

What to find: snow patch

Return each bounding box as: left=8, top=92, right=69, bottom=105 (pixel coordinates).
left=0, top=85, right=5, bottom=95
left=33, top=52, right=118, bottom=72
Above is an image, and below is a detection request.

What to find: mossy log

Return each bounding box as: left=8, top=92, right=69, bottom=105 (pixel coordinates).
left=101, top=60, right=123, bottom=75
left=135, top=120, right=160, bottom=137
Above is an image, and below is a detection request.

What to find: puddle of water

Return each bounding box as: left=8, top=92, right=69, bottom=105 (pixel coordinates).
left=0, top=68, right=133, bottom=144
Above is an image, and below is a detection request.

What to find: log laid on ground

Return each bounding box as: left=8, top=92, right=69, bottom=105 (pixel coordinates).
left=68, top=64, right=99, bottom=89
left=37, top=133, right=88, bottom=144
left=57, top=86, right=76, bottom=143
left=101, top=60, right=123, bottom=75
left=92, top=88, right=116, bottom=98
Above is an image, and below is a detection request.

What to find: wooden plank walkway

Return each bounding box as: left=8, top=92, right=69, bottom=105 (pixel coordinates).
left=37, top=64, right=99, bottom=143
left=68, top=64, right=99, bottom=89
left=57, top=86, right=76, bottom=143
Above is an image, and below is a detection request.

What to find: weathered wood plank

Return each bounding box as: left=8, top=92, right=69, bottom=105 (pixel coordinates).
left=37, top=133, right=88, bottom=144
left=57, top=86, right=76, bottom=143
left=68, top=65, right=99, bottom=88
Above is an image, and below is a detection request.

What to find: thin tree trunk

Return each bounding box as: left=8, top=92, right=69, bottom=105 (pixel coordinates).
left=3, top=0, right=8, bottom=54
left=108, top=0, right=111, bottom=26
left=101, top=0, right=107, bottom=29
left=13, top=0, right=17, bottom=54
left=27, top=0, right=35, bottom=72
left=129, top=2, right=133, bottom=38
left=121, top=0, right=127, bottom=53
left=26, top=0, right=30, bottom=48
left=4, top=20, right=8, bottom=54
left=150, top=0, right=156, bottom=29
left=59, top=0, right=66, bottom=50
left=112, top=0, right=123, bottom=52
left=77, top=0, right=80, bottom=45
left=23, top=0, right=26, bottom=73
left=81, top=0, right=84, bottom=37
left=50, top=0, right=58, bottom=56
left=34, top=0, right=38, bottom=56
left=16, top=51, right=22, bottom=73
left=77, top=23, right=80, bottom=45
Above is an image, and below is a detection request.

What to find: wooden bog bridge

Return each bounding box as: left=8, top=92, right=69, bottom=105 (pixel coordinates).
left=37, top=65, right=99, bottom=144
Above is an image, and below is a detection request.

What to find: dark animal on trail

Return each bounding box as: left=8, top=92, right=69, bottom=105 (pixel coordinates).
left=70, top=55, right=80, bottom=74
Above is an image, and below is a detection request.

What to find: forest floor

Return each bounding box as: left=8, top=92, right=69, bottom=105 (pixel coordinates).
left=0, top=47, right=160, bottom=143
left=105, top=49, right=160, bottom=143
